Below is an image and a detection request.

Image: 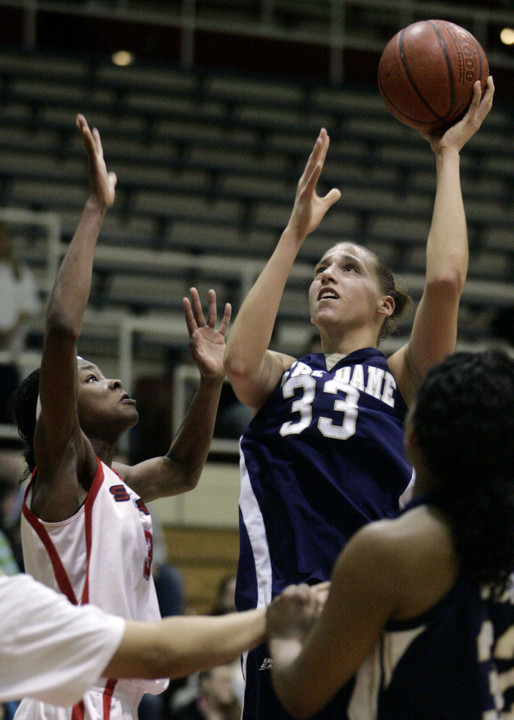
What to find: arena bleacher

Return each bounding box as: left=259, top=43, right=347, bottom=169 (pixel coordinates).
left=0, top=45, right=512, bottom=362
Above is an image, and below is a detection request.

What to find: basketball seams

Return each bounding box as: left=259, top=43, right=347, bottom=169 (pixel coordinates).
left=400, top=30, right=444, bottom=121
left=428, top=20, right=455, bottom=120
left=378, top=79, right=444, bottom=129
left=469, top=33, right=486, bottom=86
left=381, top=28, right=445, bottom=128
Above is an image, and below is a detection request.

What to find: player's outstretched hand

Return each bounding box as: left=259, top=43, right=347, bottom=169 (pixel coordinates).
left=421, top=75, right=494, bottom=154
left=76, top=113, right=117, bottom=211
left=285, top=128, right=341, bottom=243
left=183, top=287, right=231, bottom=382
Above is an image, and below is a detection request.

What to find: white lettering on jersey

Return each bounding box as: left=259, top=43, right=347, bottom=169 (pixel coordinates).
left=366, top=366, right=385, bottom=399
left=350, top=364, right=365, bottom=391
left=280, top=374, right=359, bottom=440
left=381, top=371, right=397, bottom=407
left=282, top=362, right=397, bottom=409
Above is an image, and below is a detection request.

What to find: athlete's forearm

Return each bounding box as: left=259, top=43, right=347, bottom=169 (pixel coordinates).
left=425, top=146, right=468, bottom=292
left=225, top=230, right=300, bottom=392
left=46, top=200, right=106, bottom=337
left=164, top=374, right=224, bottom=487
left=104, top=608, right=266, bottom=680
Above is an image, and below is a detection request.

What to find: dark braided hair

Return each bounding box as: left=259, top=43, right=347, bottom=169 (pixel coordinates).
left=11, top=367, right=40, bottom=481
left=412, top=349, right=514, bottom=594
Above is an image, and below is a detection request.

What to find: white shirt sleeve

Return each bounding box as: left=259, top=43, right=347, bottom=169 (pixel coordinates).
left=0, top=573, right=126, bottom=706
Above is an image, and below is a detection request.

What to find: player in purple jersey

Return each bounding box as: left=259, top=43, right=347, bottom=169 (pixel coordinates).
left=224, top=78, right=494, bottom=719
left=268, top=349, right=514, bottom=720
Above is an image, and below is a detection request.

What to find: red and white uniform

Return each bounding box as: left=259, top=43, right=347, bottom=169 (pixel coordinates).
left=16, top=457, right=168, bottom=720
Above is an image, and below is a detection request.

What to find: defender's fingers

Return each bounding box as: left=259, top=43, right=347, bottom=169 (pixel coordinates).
left=189, top=287, right=206, bottom=326
left=182, top=297, right=198, bottom=335
left=218, top=303, right=232, bottom=336
left=207, top=288, right=217, bottom=327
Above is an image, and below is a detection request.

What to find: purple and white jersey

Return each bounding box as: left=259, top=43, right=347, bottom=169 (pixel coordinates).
left=236, top=347, right=412, bottom=720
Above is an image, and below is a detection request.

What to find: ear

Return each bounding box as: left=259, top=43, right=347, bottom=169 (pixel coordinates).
left=377, top=295, right=394, bottom=318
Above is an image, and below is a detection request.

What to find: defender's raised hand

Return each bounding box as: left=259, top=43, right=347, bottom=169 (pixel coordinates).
left=76, top=113, right=117, bottom=211
left=285, top=128, right=341, bottom=242
left=183, top=287, right=231, bottom=382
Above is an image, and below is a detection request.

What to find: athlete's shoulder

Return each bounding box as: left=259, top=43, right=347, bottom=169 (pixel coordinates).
left=338, top=506, right=453, bottom=582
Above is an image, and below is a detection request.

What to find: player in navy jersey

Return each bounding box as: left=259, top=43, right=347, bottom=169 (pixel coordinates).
left=224, top=77, right=495, bottom=719
left=267, top=349, right=514, bottom=720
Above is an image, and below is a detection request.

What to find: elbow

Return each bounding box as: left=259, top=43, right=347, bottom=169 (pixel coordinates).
left=287, top=704, right=312, bottom=719
left=175, top=464, right=203, bottom=494
left=272, top=671, right=317, bottom=719
left=183, top=471, right=202, bottom=493
left=224, top=353, right=247, bottom=382
left=224, top=354, right=256, bottom=391
left=275, top=689, right=313, bottom=719
left=45, top=309, right=80, bottom=342
left=426, top=268, right=466, bottom=300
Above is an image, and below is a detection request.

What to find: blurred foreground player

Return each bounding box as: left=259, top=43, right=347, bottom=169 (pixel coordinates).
left=1, top=571, right=265, bottom=708
left=268, top=350, right=514, bottom=719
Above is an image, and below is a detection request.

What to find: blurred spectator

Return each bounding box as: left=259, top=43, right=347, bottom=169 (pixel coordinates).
left=0, top=224, right=41, bottom=424
left=0, top=449, right=22, bottom=720
left=0, top=449, right=23, bottom=571
left=151, top=512, right=185, bottom=618
left=209, top=575, right=243, bottom=705
left=210, top=574, right=237, bottom=616
left=170, top=665, right=242, bottom=720
left=168, top=574, right=241, bottom=718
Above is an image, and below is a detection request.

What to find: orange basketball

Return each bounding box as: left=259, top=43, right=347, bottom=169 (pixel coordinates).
left=378, top=19, right=489, bottom=132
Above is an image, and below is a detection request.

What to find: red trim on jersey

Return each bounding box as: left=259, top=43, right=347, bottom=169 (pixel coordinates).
left=81, top=457, right=104, bottom=604
left=102, top=679, right=118, bottom=720
left=71, top=700, right=85, bottom=720
left=21, top=458, right=105, bottom=607
left=22, top=496, right=78, bottom=605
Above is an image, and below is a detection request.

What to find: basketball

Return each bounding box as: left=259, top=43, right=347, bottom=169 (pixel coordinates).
left=377, top=19, right=489, bottom=132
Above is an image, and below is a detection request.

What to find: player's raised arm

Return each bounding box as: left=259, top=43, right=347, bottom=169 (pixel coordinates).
left=388, top=77, right=494, bottom=405
left=225, top=128, right=341, bottom=411
left=33, top=115, right=116, bottom=521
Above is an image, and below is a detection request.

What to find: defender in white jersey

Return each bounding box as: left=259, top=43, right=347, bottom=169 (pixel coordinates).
left=225, top=79, right=494, bottom=720
left=1, top=570, right=267, bottom=709
left=268, top=350, right=514, bottom=720
left=11, top=115, right=231, bottom=720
